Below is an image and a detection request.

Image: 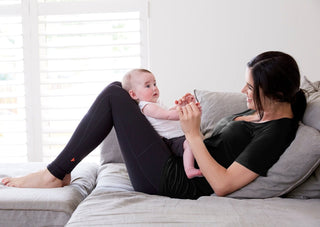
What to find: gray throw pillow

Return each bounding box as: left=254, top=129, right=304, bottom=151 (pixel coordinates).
left=301, top=76, right=319, bottom=93
left=194, top=89, right=247, bottom=138
left=227, top=123, right=320, bottom=198
left=286, top=164, right=320, bottom=199
left=195, top=89, right=320, bottom=199
left=301, top=76, right=320, bottom=131
left=100, top=127, right=124, bottom=164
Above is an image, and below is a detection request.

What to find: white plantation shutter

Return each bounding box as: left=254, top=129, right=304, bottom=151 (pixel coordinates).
left=0, top=2, right=27, bottom=162
left=0, top=1, right=20, bottom=5
left=0, top=0, right=149, bottom=163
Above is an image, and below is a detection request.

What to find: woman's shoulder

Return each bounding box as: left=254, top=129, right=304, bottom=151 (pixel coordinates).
left=232, top=109, right=256, bottom=121
left=254, top=118, right=299, bottom=144
left=266, top=117, right=299, bottom=133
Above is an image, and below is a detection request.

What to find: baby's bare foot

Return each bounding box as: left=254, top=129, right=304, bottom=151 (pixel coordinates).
left=185, top=168, right=203, bottom=179
left=1, top=169, right=70, bottom=188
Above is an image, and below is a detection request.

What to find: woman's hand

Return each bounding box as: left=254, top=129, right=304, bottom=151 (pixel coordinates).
left=178, top=102, right=202, bottom=138
left=175, top=93, right=196, bottom=106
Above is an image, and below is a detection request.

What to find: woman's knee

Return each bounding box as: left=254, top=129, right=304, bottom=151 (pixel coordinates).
left=109, top=81, right=122, bottom=88
left=97, top=81, right=124, bottom=100
left=105, top=81, right=122, bottom=93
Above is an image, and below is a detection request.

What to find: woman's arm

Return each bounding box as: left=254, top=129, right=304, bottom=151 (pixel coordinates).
left=178, top=102, right=258, bottom=196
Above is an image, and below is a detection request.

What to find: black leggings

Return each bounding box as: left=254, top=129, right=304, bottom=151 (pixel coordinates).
left=47, top=82, right=172, bottom=195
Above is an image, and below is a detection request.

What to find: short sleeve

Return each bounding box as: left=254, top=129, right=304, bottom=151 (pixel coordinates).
left=138, top=101, right=150, bottom=112
left=236, top=120, right=297, bottom=176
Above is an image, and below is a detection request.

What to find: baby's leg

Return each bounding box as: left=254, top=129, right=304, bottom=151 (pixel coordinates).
left=183, top=140, right=203, bottom=179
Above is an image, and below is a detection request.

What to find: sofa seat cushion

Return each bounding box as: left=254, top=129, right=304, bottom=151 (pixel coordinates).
left=66, top=163, right=320, bottom=226
left=0, top=162, right=98, bottom=227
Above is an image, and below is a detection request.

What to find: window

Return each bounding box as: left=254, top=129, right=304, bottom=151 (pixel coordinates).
left=0, top=0, right=149, bottom=163
left=0, top=3, right=26, bottom=162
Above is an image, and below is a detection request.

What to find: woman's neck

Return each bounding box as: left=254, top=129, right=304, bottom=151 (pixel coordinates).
left=259, top=102, right=293, bottom=122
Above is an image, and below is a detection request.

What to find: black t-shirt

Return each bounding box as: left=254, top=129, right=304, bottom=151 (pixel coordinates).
left=160, top=109, right=298, bottom=199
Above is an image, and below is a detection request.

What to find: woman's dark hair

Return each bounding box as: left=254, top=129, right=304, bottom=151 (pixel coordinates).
left=247, top=51, right=306, bottom=121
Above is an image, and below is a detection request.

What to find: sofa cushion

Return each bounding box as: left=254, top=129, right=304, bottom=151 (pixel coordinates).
left=66, top=163, right=320, bottom=226
left=301, top=76, right=320, bottom=93
left=228, top=123, right=320, bottom=198
left=195, top=88, right=320, bottom=199
left=0, top=162, right=98, bottom=227
left=100, top=127, right=124, bottom=164
left=301, top=76, right=320, bottom=131
left=194, top=89, right=247, bottom=138
left=286, top=164, right=320, bottom=199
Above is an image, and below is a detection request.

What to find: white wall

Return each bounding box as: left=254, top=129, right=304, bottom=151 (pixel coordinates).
left=148, top=0, right=320, bottom=105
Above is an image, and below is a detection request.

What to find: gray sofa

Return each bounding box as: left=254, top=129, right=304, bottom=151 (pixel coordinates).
left=1, top=77, right=320, bottom=226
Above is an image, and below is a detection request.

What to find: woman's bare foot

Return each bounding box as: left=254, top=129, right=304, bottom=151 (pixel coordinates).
left=1, top=169, right=71, bottom=188
left=185, top=168, right=203, bottom=179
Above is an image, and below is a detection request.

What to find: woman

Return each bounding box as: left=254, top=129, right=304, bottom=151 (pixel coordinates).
left=2, top=51, right=306, bottom=199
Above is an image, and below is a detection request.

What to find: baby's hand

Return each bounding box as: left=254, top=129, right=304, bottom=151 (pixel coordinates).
left=195, top=102, right=202, bottom=112
left=175, top=93, right=196, bottom=106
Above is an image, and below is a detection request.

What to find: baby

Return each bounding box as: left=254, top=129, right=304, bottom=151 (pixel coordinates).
left=122, top=68, right=202, bottom=179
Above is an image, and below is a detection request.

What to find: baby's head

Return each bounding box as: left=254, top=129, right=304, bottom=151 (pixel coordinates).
left=122, top=69, right=152, bottom=91
left=122, top=69, right=160, bottom=103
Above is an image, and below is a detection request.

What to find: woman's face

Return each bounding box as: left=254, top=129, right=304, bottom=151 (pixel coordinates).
left=241, top=68, right=255, bottom=110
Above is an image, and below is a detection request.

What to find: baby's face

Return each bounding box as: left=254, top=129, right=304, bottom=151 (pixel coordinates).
left=131, top=72, right=159, bottom=103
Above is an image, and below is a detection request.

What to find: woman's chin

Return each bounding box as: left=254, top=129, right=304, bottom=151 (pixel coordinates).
left=246, top=103, right=254, bottom=110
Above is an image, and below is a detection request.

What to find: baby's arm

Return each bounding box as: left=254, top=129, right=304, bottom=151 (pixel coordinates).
left=142, top=103, right=179, bottom=120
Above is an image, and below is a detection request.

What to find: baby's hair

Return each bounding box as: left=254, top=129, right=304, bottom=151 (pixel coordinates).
left=122, top=68, right=152, bottom=91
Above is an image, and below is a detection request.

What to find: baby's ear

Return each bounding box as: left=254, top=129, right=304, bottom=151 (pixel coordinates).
left=129, top=90, right=138, bottom=100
